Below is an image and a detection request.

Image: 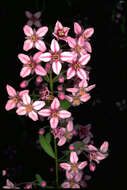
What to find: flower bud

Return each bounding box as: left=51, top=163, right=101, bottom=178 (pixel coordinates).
left=58, top=76, right=64, bottom=83
left=20, top=80, right=28, bottom=88
left=58, top=92, right=65, bottom=100
left=36, top=76, right=43, bottom=83
left=39, top=129, right=45, bottom=135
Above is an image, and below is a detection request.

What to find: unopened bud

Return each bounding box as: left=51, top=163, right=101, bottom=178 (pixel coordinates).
left=20, top=80, right=28, bottom=88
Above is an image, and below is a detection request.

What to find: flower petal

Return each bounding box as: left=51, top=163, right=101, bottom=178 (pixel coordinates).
left=60, top=163, right=71, bottom=170
left=60, top=52, right=73, bottom=63
left=35, top=40, right=46, bottom=52
left=28, top=111, right=38, bottom=121
left=19, top=90, right=29, bottom=97
left=39, top=52, right=51, bottom=62
left=23, top=40, right=33, bottom=51
left=78, top=161, right=87, bottom=169
left=32, top=101, right=45, bottom=110
left=85, top=41, right=92, bottom=52
left=51, top=97, right=60, bottom=110
left=58, top=110, right=71, bottom=119
left=34, top=11, right=41, bottom=19
left=18, top=54, right=30, bottom=64
left=86, top=84, right=96, bottom=92
left=16, top=106, right=26, bottom=115
left=100, top=141, right=109, bottom=153
left=74, top=172, right=83, bottom=182
left=36, top=26, right=48, bottom=37
left=20, top=67, right=31, bottom=78
left=79, top=79, right=88, bottom=88
left=70, top=152, right=78, bottom=164
left=22, top=93, right=31, bottom=105
left=6, top=85, right=17, bottom=97
left=25, top=11, right=32, bottom=18
left=38, top=109, right=51, bottom=116
left=61, top=182, right=70, bottom=188
left=74, top=22, right=82, bottom=35
left=51, top=39, right=60, bottom=52
left=78, top=36, right=85, bottom=47
left=5, top=100, right=16, bottom=111
left=66, top=88, right=78, bottom=94
left=50, top=117, right=59, bottom=128
left=67, top=67, right=76, bottom=80
left=33, top=51, right=42, bottom=63
left=67, top=120, right=73, bottom=132
left=27, top=20, right=33, bottom=26
left=35, top=65, right=47, bottom=76
left=52, top=61, right=62, bottom=75
left=67, top=37, right=76, bottom=48
left=80, top=94, right=91, bottom=102
left=77, top=68, right=87, bottom=80
left=34, top=20, right=41, bottom=27
left=84, top=28, right=94, bottom=38
left=58, top=136, right=66, bottom=146
left=79, top=54, right=91, bottom=66
left=23, top=25, right=33, bottom=36
left=88, top=145, right=98, bottom=151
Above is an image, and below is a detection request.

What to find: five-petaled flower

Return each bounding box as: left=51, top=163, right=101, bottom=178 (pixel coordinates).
left=23, top=25, right=48, bottom=51
left=25, top=11, right=42, bottom=27
left=18, top=52, right=47, bottom=78
left=38, top=97, right=71, bottom=128
left=16, top=93, right=45, bottom=121
left=39, top=39, right=73, bottom=75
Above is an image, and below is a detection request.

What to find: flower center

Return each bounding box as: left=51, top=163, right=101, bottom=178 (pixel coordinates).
left=72, top=164, right=78, bottom=172
left=79, top=88, right=85, bottom=96
left=53, top=53, right=59, bottom=61
left=70, top=180, right=75, bottom=187
left=52, top=111, right=58, bottom=118
left=73, top=97, right=80, bottom=105
left=75, top=45, right=82, bottom=52
left=73, top=62, right=80, bottom=70
left=83, top=33, right=88, bottom=40
left=65, top=132, right=71, bottom=139
left=31, top=16, right=36, bottom=22
left=30, top=34, right=37, bottom=42
left=25, top=105, right=33, bottom=112
left=28, top=61, right=35, bottom=69
left=58, top=30, right=64, bottom=37
left=92, top=153, right=97, bottom=159
left=12, top=96, right=19, bottom=103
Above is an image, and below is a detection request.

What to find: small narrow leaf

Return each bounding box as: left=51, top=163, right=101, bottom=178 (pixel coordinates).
left=35, top=174, right=43, bottom=184
left=45, top=132, right=51, bottom=144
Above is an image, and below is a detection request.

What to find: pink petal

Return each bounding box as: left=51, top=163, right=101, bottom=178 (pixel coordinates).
left=5, top=100, right=16, bottom=111
left=88, top=145, right=98, bottom=151
left=28, top=111, right=38, bottom=121
left=86, top=84, right=96, bottom=92
left=22, top=93, right=31, bottom=105
left=38, top=109, right=51, bottom=116
left=89, top=162, right=96, bottom=172
left=67, top=120, right=73, bottom=132
left=51, top=97, right=60, bottom=110
left=27, top=20, right=33, bottom=26
left=39, top=52, right=51, bottom=62
left=23, top=40, right=33, bottom=51
left=96, top=152, right=107, bottom=160
left=79, top=79, right=88, bottom=88
left=66, top=171, right=73, bottom=180
left=60, top=163, right=71, bottom=170
left=58, top=136, right=66, bottom=146
left=35, top=40, right=46, bottom=52
left=16, top=106, right=26, bottom=115
left=78, top=36, right=85, bottom=46
left=65, top=95, right=73, bottom=102
left=79, top=54, right=91, bottom=66
left=52, top=61, right=62, bottom=75
left=32, top=101, right=45, bottom=110
left=100, top=141, right=109, bottom=153
left=70, top=152, right=78, bottom=164
left=33, top=51, right=42, bottom=63
left=25, top=11, right=32, bottom=18
left=55, top=21, right=63, bottom=31
left=6, top=85, right=17, bottom=97
left=50, top=117, right=59, bottom=128
left=60, top=52, right=73, bottom=63
left=36, top=26, right=48, bottom=37
left=51, top=39, right=60, bottom=52
left=78, top=161, right=87, bottom=169
left=19, top=90, right=29, bottom=97
left=18, top=54, right=30, bottom=64
left=84, top=28, right=94, bottom=38
left=73, top=184, right=80, bottom=188
left=20, top=67, right=31, bottom=78
left=23, top=25, right=33, bottom=36
left=77, top=68, right=87, bottom=80
left=61, top=182, right=70, bottom=188
left=34, top=11, right=41, bottom=19
left=66, top=88, right=78, bottom=94
left=74, top=22, right=82, bottom=35
left=74, top=172, right=82, bottom=182
left=85, top=41, right=92, bottom=52
left=67, top=67, right=76, bottom=79
left=80, top=94, right=91, bottom=102
left=67, top=37, right=76, bottom=48
left=35, top=65, right=47, bottom=76
left=6, top=179, right=14, bottom=188
left=34, top=20, right=41, bottom=27
left=58, top=110, right=71, bottom=119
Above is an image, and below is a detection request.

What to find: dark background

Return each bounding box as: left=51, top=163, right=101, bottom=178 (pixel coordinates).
left=0, top=0, right=127, bottom=189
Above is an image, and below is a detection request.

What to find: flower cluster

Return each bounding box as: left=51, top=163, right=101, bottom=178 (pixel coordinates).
left=4, top=12, right=109, bottom=189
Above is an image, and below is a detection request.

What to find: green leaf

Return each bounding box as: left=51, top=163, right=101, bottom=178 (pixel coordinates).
left=45, top=132, right=51, bottom=144
left=35, top=174, right=43, bottom=184
left=60, top=99, right=71, bottom=110
left=39, top=134, right=56, bottom=159
left=43, top=75, right=49, bottom=82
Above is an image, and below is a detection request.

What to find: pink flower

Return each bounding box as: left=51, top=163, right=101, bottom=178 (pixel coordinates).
left=5, top=85, right=29, bottom=111
left=60, top=151, right=87, bottom=175
left=58, top=120, right=74, bottom=146
left=39, top=39, right=74, bottom=75
left=23, top=25, right=48, bottom=51
left=18, top=52, right=47, bottom=78
left=88, top=141, right=109, bottom=164
left=67, top=54, right=90, bottom=80
left=16, top=93, right=45, bottom=121
left=38, top=97, right=71, bottom=128
left=25, top=11, right=42, bottom=27
left=3, top=179, right=20, bottom=189
left=74, top=22, right=94, bottom=53
left=53, top=20, right=70, bottom=41
left=24, top=184, right=32, bottom=189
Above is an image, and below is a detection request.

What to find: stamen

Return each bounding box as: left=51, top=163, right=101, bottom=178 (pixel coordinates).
left=58, top=30, right=64, bottom=36
left=25, top=105, right=33, bottom=112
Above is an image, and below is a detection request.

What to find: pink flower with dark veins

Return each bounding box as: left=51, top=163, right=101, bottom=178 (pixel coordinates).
left=23, top=25, right=48, bottom=51
left=67, top=54, right=91, bottom=80
left=5, top=84, right=29, bottom=111
left=25, top=11, right=42, bottom=27
left=38, top=97, right=71, bottom=128
left=18, top=52, right=47, bottom=78
left=39, top=39, right=74, bottom=75
left=16, top=93, right=45, bottom=121
left=53, top=20, right=70, bottom=41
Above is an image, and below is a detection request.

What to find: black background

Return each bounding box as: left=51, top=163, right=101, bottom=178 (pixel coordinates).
left=0, top=0, right=127, bottom=189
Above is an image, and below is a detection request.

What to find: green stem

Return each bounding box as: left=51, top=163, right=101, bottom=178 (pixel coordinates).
left=49, top=69, right=53, bottom=96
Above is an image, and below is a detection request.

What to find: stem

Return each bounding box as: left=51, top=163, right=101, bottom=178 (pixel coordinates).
left=49, top=69, right=53, bottom=95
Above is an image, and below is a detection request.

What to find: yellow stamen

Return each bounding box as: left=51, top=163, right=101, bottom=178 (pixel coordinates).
left=26, top=105, right=33, bottom=112
left=58, top=30, right=64, bottom=36
left=53, top=53, right=59, bottom=60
